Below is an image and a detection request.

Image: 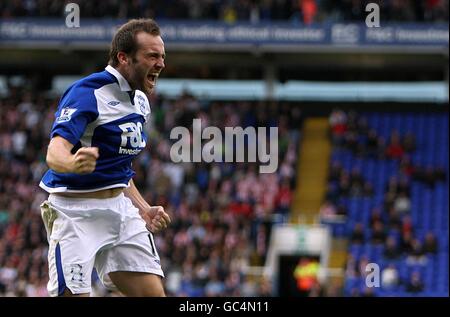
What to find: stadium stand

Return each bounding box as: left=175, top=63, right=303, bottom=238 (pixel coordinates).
left=321, top=110, right=448, bottom=296
left=0, top=0, right=448, bottom=23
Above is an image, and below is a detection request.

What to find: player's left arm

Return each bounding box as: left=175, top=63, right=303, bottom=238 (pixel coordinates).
left=124, top=179, right=171, bottom=233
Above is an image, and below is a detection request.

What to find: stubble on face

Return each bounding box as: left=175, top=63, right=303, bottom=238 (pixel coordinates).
left=126, top=32, right=165, bottom=98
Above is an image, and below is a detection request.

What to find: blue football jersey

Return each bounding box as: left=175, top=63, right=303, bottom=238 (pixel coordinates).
left=39, top=66, right=151, bottom=193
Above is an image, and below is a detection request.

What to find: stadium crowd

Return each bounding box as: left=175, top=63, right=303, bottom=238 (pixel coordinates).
left=0, top=0, right=448, bottom=23
left=0, top=85, right=301, bottom=296
left=324, top=109, right=447, bottom=296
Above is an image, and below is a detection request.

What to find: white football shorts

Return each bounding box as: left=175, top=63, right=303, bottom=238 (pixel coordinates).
left=40, top=193, right=164, bottom=297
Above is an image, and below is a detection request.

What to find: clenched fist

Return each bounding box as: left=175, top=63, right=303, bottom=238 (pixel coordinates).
left=46, top=136, right=99, bottom=174
left=71, top=147, right=99, bottom=174
left=141, top=206, right=171, bottom=234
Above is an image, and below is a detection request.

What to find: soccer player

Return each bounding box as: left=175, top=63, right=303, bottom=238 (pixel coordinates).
left=39, top=19, right=170, bottom=297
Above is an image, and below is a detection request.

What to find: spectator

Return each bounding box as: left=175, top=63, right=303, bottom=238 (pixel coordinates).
left=407, top=239, right=427, bottom=265
left=338, top=173, right=351, bottom=196
left=423, top=232, right=439, bottom=254
left=400, top=231, right=414, bottom=254
left=424, top=0, right=449, bottom=22
left=405, top=271, right=425, bottom=293
left=345, top=254, right=358, bottom=278
left=275, top=178, right=293, bottom=215
left=422, top=166, right=438, bottom=189
left=324, top=183, right=339, bottom=203
left=204, top=269, right=225, bottom=297
left=301, top=0, right=318, bottom=25
left=399, top=155, right=416, bottom=177
left=394, top=192, right=411, bottom=215
left=350, top=223, right=365, bottom=244
left=362, top=181, right=374, bottom=197
left=401, top=215, right=414, bottom=237
left=256, top=276, right=273, bottom=297
left=221, top=3, right=237, bottom=24
left=344, top=131, right=359, bottom=155
left=335, top=204, right=348, bottom=217
left=397, top=177, right=411, bottom=196
left=392, top=0, right=417, bottom=21
left=329, top=109, right=347, bottom=146
left=349, top=167, right=365, bottom=196
left=356, top=116, right=369, bottom=137
left=371, top=221, right=387, bottom=244
left=384, top=236, right=401, bottom=260
left=387, top=205, right=402, bottom=230
left=369, top=207, right=384, bottom=229
left=319, top=200, right=338, bottom=221
left=365, top=129, right=379, bottom=158
left=386, top=131, right=405, bottom=160
left=384, top=191, right=397, bottom=213
left=345, top=111, right=359, bottom=133
left=328, top=161, right=343, bottom=182
left=381, top=264, right=399, bottom=289
left=357, top=256, right=370, bottom=278
left=386, top=176, right=399, bottom=195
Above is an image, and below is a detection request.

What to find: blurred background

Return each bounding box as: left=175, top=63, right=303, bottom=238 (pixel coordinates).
left=0, top=0, right=448, bottom=297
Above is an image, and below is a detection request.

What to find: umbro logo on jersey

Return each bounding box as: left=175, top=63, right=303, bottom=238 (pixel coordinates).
left=108, top=100, right=120, bottom=106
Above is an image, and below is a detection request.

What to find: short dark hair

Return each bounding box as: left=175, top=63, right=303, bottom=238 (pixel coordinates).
left=108, top=19, right=161, bottom=67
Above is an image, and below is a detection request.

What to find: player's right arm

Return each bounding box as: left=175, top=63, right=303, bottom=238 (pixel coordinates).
left=46, top=136, right=99, bottom=174
left=46, top=81, right=100, bottom=174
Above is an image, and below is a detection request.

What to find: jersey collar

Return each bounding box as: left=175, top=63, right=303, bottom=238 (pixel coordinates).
left=105, top=65, right=132, bottom=92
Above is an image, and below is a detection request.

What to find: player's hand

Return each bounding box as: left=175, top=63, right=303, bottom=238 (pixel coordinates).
left=71, top=147, right=99, bottom=174
left=142, top=206, right=171, bottom=234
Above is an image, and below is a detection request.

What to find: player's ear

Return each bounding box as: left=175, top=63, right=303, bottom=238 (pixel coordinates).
left=117, top=51, right=129, bottom=66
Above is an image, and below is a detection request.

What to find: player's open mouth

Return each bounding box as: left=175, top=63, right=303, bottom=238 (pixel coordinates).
left=147, top=73, right=158, bottom=86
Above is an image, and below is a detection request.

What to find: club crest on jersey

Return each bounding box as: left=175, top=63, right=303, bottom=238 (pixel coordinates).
left=56, top=108, right=77, bottom=122
left=69, top=264, right=84, bottom=283
left=136, top=95, right=146, bottom=114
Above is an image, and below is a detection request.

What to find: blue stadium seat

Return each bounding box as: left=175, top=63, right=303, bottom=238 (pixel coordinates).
left=337, top=113, right=449, bottom=297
